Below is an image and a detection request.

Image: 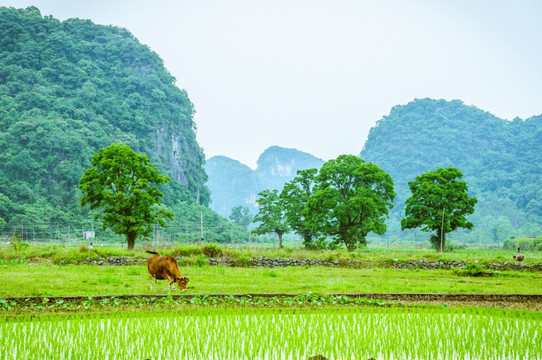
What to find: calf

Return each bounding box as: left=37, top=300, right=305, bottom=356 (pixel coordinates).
left=513, top=254, right=524, bottom=262
left=146, top=250, right=189, bottom=291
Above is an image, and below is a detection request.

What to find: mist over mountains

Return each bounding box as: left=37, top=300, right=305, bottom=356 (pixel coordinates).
left=206, top=146, right=324, bottom=217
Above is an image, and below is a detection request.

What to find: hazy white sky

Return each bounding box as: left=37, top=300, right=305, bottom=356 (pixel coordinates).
left=2, top=0, right=541, bottom=168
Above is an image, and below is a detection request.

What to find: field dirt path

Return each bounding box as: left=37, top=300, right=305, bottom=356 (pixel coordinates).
left=3, top=293, right=542, bottom=310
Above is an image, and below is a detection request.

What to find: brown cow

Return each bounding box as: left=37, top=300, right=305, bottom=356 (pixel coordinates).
left=513, top=254, right=524, bottom=262
left=146, top=250, right=189, bottom=291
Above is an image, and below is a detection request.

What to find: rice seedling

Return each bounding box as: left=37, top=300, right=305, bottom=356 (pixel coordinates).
left=1, top=308, right=540, bottom=359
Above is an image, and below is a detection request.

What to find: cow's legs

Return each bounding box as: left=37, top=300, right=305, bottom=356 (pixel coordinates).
left=149, top=274, right=158, bottom=291
left=165, top=275, right=175, bottom=292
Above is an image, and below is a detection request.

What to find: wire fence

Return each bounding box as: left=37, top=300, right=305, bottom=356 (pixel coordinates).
left=0, top=221, right=259, bottom=247
left=1, top=222, right=530, bottom=251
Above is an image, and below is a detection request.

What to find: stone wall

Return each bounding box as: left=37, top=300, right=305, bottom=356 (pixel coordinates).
left=83, top=255, right=542, bottom=271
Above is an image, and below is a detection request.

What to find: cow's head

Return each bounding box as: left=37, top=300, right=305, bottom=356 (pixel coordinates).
left=175, top=276, right=189, bottom=291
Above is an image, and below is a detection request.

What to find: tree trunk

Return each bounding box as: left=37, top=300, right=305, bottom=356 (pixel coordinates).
left=126, top=232, right=137, bottom=251
left=302, top=233, right=313, bottom=248
left=276, top=230, right=284, bottom=249
left=345, top=241, right=357, bottom=252
left=430, top=229, right=446, bottom=251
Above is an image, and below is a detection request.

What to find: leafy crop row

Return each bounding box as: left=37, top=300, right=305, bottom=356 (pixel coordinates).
left=0, top=293, right=389, bottom=314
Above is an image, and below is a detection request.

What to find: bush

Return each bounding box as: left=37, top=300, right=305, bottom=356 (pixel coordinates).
left=503, top=236, right=542, bottom=251
left=11, top=235, right=29, bottom=251
left=202, top=243, right=223, bottom=258
left=452, top=262, right=493, bottom=277
left=234, top=254, right=251, bottom=267
left=263, top=269, right=277, bottom=277
left=194, top=254, right=209, bottom=267
left=170, top=245, right=202, bottom=257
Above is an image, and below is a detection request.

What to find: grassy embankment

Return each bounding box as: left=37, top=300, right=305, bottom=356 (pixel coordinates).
left=1, top=242, right=541, bottom=265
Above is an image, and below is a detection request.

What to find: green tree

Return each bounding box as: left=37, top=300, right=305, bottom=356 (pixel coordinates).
left=0, top=193, right=13, bottom=229
left=253, top=189, right=288, bottom=248
left=280, top=168, right=322, bottom=248
left=228, top=205, right=252, bottom=229
left=79, top=143, right=173, bottom=251
left=401, top=167, right=478, bottom=251
left=308, top=155, right=395, bottom=251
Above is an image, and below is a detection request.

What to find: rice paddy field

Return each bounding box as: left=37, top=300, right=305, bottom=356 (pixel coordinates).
left=1, top=307, right=541, bottom=360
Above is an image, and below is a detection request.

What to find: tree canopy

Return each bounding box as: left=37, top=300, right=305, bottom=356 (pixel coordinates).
left=252, top=155, right=395, bottom=251
left=308, top=155, right=395, bottom=251
left=401, top=167, right=477, bottom=250
left=252, top=189, right=289, bottom=248
left=280, top=169, right=321, bottom=248
left=228, top=205, right=252, bottom=229
left=79, top=143, right=173, bottom=250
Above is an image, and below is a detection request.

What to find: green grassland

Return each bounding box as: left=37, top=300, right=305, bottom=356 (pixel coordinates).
left=1, top=262, right=541, bottom=298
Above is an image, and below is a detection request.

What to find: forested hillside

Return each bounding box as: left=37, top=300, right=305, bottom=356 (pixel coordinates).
left=0, top=6, right=239, bottom=241
left=361, top=98, right=542, bottom=244
left=206, top=146, right=324, bottom=217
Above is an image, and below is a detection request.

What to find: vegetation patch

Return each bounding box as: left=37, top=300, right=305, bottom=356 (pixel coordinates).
left=452, top=262, right=495, bottom=277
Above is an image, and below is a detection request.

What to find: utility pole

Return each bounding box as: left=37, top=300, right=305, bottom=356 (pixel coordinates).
left=497, top=224, right=501, bottom=249
left=440, top=207, right=446, bottom=253
left=200, top=211, right=204, bottom=244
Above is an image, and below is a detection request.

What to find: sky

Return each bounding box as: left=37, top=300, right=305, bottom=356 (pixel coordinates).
left=2, top=0, right=542, bottom=168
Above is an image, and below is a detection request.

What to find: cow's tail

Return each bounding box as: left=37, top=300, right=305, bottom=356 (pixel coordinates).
left=146, top=250, right=159, bottom=255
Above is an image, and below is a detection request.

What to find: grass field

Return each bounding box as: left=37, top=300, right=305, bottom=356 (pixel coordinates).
left=1, top=262, right=541, bottom=297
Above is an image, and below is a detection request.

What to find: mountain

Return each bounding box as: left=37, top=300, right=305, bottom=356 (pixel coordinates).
left=255, top=146, right=326, bottom=191
left=360, top=98, right=542, bottom=242
left=206, top=146, right=325, bottom=217
left=205, top=156, right=261, bottom=217
left=0, top=7, right=217, bottom=231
